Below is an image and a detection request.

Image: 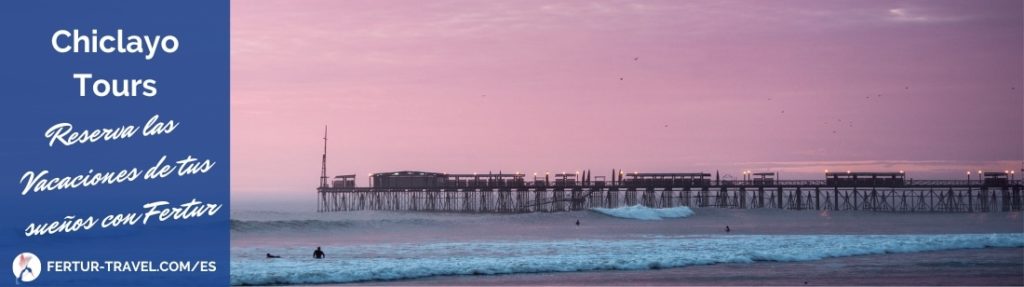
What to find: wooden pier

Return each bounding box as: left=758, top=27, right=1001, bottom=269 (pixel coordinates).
left=317, top=171, right=1023, bottom=213
left=316, top=128, right=1023, bottom=213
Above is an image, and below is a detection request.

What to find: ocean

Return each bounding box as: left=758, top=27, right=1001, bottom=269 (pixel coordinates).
left=230, top=206, right=1024, bottom=286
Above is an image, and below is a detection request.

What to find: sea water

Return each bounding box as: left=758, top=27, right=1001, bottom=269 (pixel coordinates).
left=230, top=206, right=1024, bottom=285
left=231, top=233, right=1023, bottom=285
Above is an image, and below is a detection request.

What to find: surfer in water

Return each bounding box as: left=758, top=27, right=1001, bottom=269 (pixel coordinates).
left=725, top=225, right=731, bottom=233
left=266, top=253, right=281, bottom=259
left=575, top=219, right=580, bottom=226
left=314, top=246, right=325, bottom=259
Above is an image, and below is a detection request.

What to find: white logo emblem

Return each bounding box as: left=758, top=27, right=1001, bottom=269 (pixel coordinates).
left=12, top=252, right=41, bottom=284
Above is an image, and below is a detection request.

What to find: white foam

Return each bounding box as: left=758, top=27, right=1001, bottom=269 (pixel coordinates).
left=591, top=205, right=695, bottom=220
left=229, top=233, right=1024, bottom=285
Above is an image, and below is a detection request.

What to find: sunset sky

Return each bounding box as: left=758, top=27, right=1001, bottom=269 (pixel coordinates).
left=232, top=0, right=1022, bottom=202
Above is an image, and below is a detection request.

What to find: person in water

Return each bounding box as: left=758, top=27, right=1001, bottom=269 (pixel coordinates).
left=725, top=225, right=731, bottom=233
left=266, top=253, right=281, bottom=258
left=575, top=219, right=580, bottom=226
left=314, top=247, right=325, bottom=259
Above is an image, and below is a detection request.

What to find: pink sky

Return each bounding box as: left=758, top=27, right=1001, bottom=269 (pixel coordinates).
left=232, top=0, right=1022, bottom=200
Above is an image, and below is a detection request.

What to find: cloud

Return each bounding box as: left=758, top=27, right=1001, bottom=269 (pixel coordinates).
left=889, top=8, right=925, bottom=21
left=886, top=7, right=962, bottom=23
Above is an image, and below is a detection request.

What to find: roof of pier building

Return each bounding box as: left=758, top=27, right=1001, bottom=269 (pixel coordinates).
left=625, top=172, right=712, bottom=178
left=825, top=171, right=905, bottom=177
left=371, top=171, right=445, bottom=177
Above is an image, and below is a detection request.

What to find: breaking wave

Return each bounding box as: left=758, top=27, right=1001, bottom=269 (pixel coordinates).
left=591, top=205, right=695, bottom=220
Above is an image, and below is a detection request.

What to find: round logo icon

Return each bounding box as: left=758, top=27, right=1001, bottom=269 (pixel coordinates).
left=12, top=252, right=41, bottom=283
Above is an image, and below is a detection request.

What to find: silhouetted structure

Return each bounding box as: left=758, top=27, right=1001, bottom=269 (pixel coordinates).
left=826, top=171, right=905, bottom=186
left=332, top=175, right=356, bottom=188
left=751, top=172, right=776, bottom=186
left=318, top=169, right=1022, bottom=214
left=315, top=135, right=1022, bottom=214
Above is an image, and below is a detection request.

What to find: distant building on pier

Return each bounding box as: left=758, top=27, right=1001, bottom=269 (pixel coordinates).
left=983, top=172, right=1009, bottom=187
left=825, top=171, right=905, bottom=187
left=370, top=171, right=526, bottom=188
left=752, top=172, right=776, bottom=185
left=621, top=172, right=712, bottom=187
left=332, top=175, right=356, bottom=188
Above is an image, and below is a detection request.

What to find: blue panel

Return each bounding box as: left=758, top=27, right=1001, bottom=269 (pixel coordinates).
left=0, top=1, right=230, bottom=286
